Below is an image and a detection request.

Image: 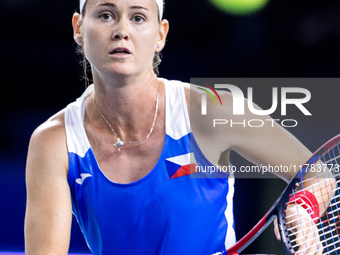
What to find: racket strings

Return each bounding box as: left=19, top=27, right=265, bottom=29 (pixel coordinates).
left=319, top=148, right=340, bottom=255
left=299, top=176, right=340, bottom=191
left=291, top=238, right=340, bottom=255
left=286, top=214, right=339, bottom=239
left=283, top=145, right=340, bottom=254
left=286, top=180, right=340, bottom=214
left=285, top=203, right=340, bottom=254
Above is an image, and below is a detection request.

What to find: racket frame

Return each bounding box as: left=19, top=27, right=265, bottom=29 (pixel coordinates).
left=226, top=135, right=340, bottom=255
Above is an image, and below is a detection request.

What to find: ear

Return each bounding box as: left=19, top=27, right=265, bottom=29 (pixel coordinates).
left=72, top=13, right=83, bottom=46
left=156, top=19, right=169, bottom=52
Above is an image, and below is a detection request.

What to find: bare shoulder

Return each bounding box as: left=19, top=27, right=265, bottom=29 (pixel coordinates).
left=183, top=83, right=237, bottom=164
left=25, top=108, right=72, bottom=254
left=184, top=83, right=237, bottom=137
left=28, top=108, right=68, bottom=172
left=30, top=109, right=66, bottom=149
left=34, top=109, right=65, bottom=132
left=183, top=83, right=235, bottom=117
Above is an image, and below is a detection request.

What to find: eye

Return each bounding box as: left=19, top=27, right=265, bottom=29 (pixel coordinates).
left=99, top=13, right=113, bottom=21
left=132, top=15, right=145, bottom=23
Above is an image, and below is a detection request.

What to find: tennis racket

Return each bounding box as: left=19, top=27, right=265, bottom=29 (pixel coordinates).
left=227, top=134, right=340, bottom=255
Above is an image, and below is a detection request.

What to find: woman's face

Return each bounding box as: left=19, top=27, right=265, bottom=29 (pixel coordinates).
left=75, top=0, right=168, bottom=78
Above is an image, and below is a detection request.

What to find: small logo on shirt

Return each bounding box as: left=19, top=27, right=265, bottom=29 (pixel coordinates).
left=165, top=153, right=198, bottom=179
left=76, top=173, right=92, bottom=185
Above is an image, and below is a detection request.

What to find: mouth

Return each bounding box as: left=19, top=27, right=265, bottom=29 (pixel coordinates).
left=109, top=47, right=132, bottom=55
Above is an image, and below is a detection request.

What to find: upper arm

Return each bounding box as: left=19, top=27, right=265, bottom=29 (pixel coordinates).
left=230, top=117, right=311, bottom=181
left=225, top=97, right=312, bottom=182
left=25, top=112, right=72, bottom=255
left=188, top=87, right=312, bottom=182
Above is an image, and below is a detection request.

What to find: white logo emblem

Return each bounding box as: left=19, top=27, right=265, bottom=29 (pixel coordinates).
left=76, top=173, right=92, bottom=185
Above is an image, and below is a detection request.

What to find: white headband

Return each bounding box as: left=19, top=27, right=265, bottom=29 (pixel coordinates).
left=79, top=0, right=164, bottom=21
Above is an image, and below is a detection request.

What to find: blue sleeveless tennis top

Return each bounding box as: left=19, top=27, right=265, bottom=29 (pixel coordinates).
left=65, top=79, right=236, bottom=255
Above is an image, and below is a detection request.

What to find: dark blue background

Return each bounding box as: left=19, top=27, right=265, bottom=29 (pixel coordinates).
left=1, top=0, right=340, bottom=253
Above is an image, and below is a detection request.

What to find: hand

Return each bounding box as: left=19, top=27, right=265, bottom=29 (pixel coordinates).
left=274, top=205, right=323, bottom=255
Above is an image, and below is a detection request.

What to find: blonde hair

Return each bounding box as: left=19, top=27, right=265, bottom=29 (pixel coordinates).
left=76, top=0, right=164, bottom=87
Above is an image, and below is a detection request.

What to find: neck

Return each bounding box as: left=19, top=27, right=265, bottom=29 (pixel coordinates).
left=91, top=69, right=162, bottom=141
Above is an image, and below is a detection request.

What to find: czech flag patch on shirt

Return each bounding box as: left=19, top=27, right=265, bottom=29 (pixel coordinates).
left=165, top=153, right=198, bottom=179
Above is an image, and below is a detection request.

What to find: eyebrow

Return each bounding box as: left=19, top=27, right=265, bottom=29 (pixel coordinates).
left=97, top=2, right=150, bottom=12
left=130, top=6, right=150, bottom=11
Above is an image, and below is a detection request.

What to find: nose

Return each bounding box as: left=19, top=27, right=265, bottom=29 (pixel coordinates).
left=112, top=18, right=129, bottom=40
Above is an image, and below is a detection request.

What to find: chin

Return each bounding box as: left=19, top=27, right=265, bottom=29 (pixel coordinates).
left=105, top=64, right=135, bottom=77
left=97, top=61, right=151, bottom=80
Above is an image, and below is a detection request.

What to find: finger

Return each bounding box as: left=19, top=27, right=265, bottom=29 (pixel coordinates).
left=305, top=222, right=317, bottom=254
left=306, top=231, right=318, bottom=255
left=273, top=218, right=281, bottom=241
left=307, top=238, right=323, bottom=255
left=295, top=223, right=309, bottom=254
left=304, top=219, right=323, bottom=255
left=291, top=210, right=311, bottom=253
left=312, top=227, right=323, bottom=255
left=317, top=239, right=323, bottom=255
left=295, top=219, right=322, bottom=255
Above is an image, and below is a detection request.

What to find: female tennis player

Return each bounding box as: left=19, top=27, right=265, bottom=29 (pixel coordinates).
left=24, top=0, right=329, bottom=254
